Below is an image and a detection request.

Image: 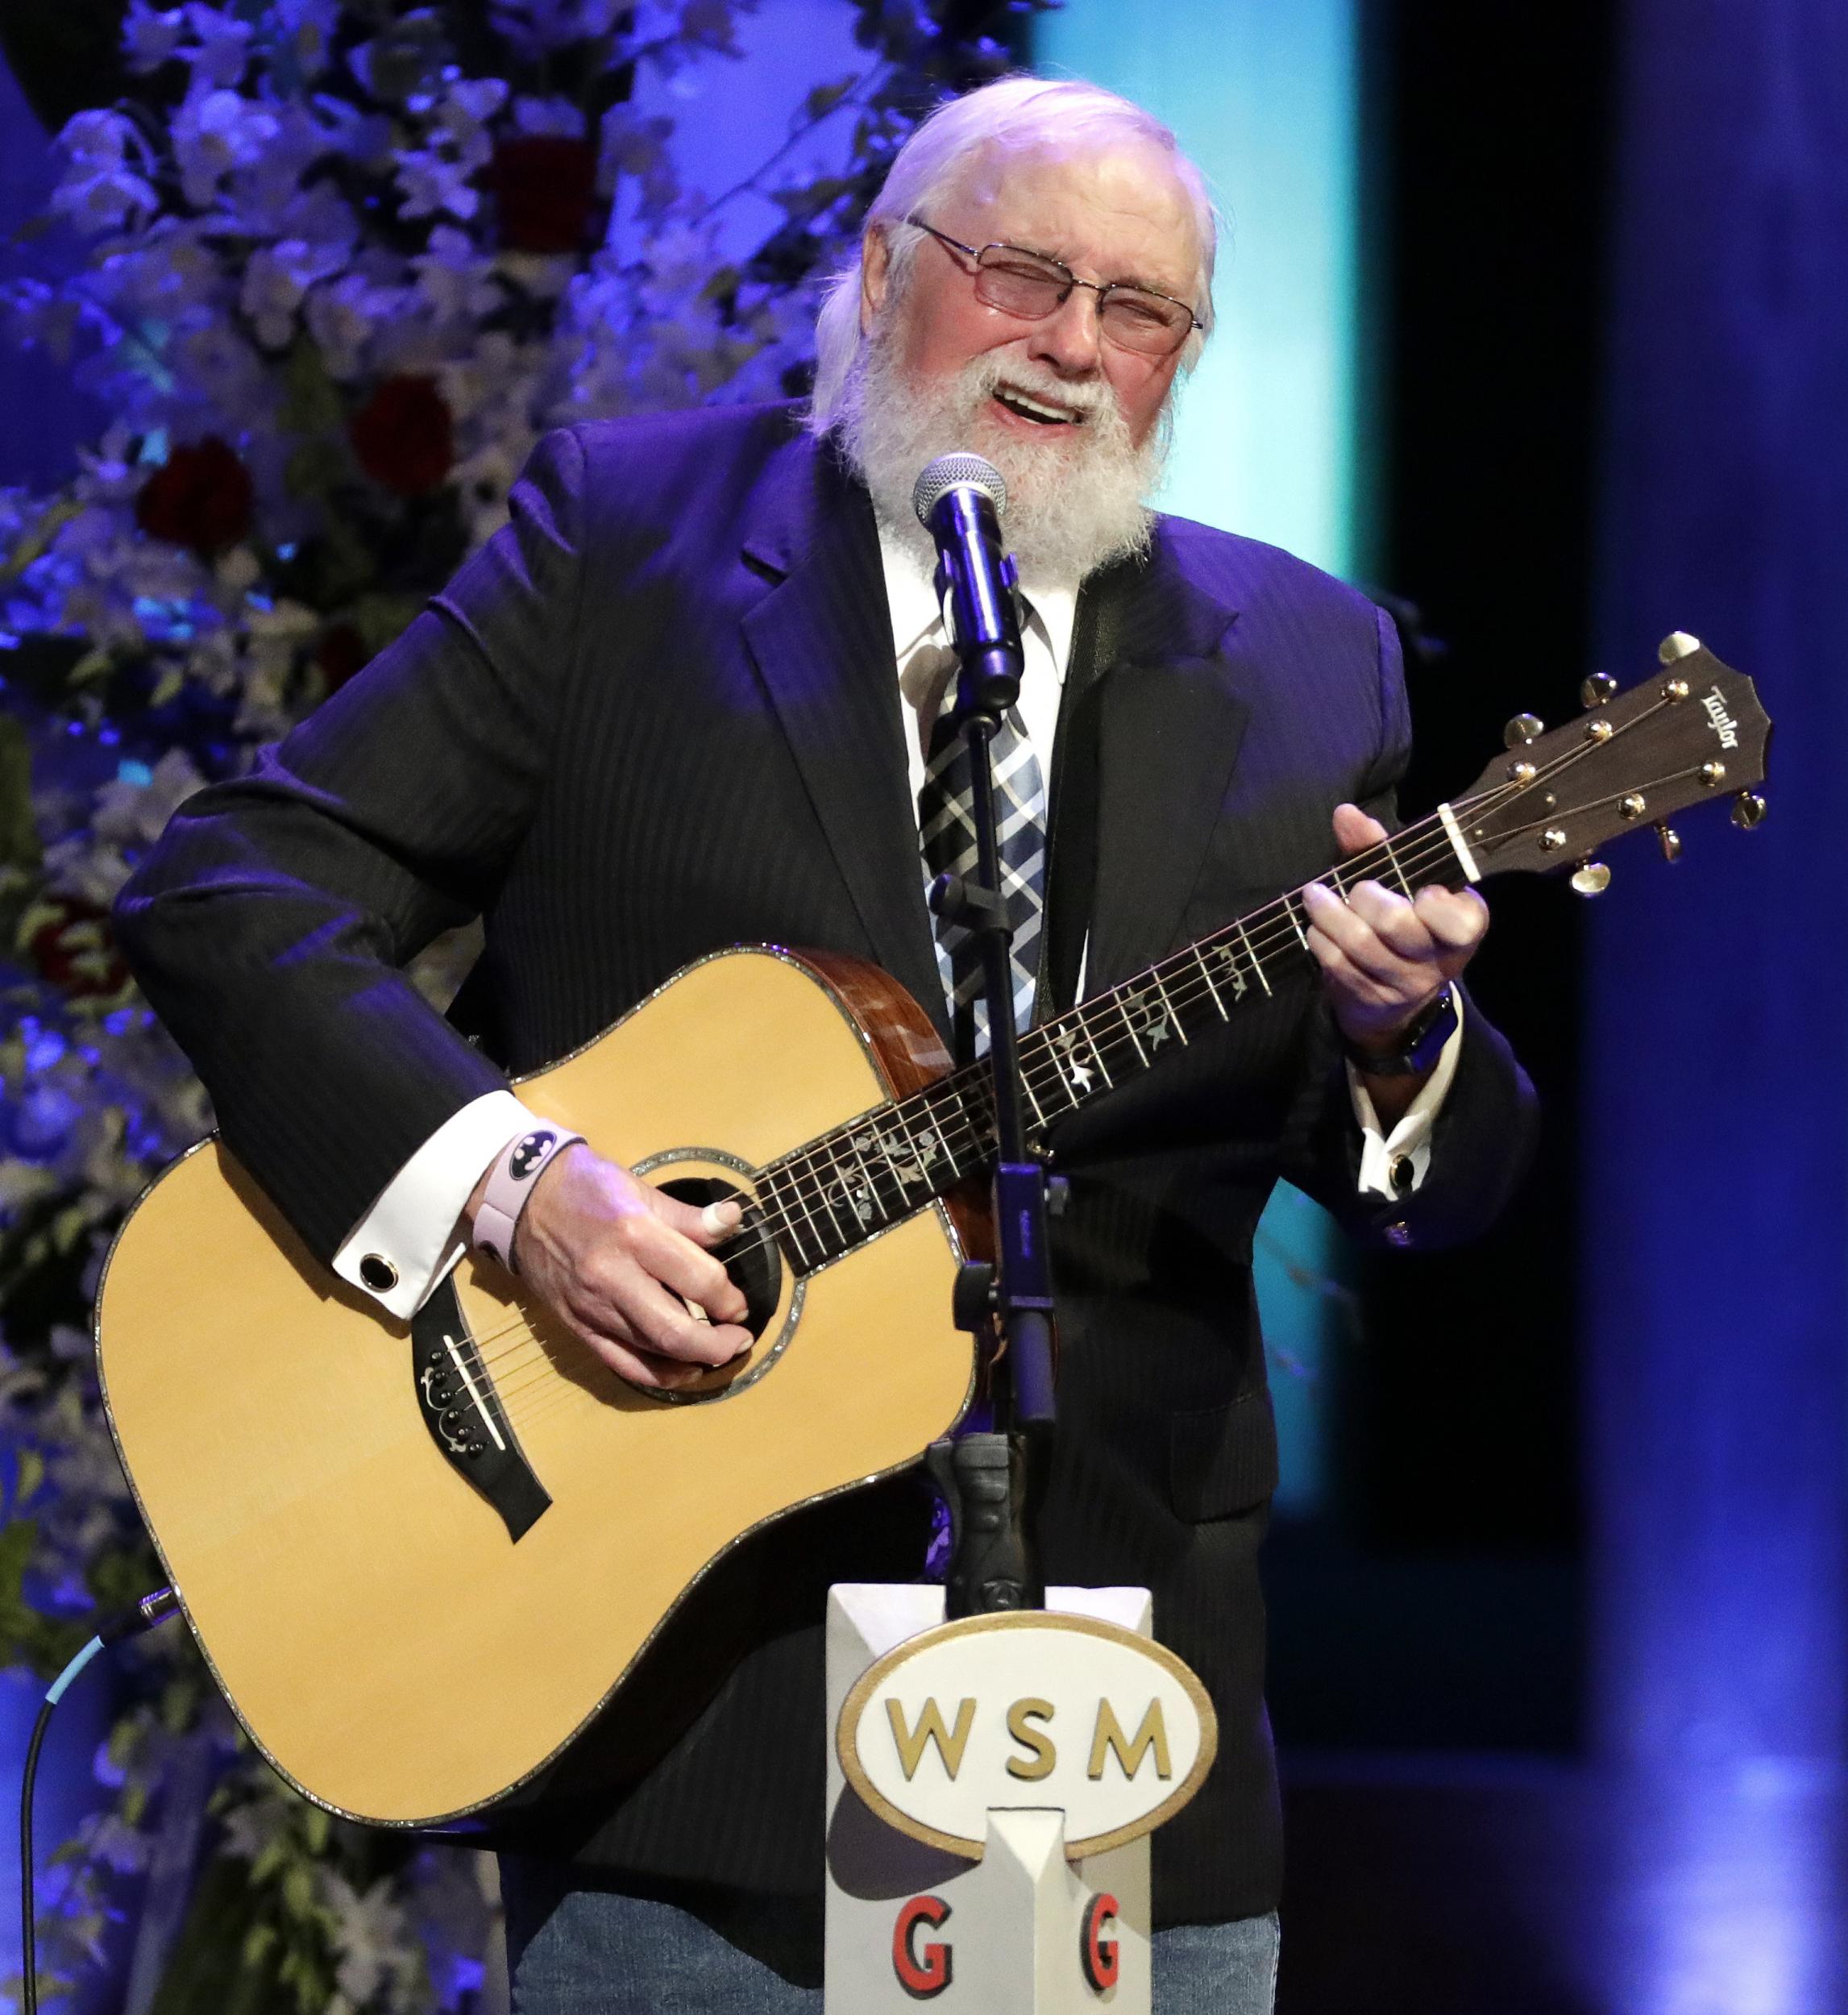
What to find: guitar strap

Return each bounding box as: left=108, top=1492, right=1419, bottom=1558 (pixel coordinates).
left=1036, top=557, right=1135, bottom=1021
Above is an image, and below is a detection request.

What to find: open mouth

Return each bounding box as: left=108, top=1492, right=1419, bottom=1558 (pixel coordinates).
left=992, top=385, right=1086, bottom=426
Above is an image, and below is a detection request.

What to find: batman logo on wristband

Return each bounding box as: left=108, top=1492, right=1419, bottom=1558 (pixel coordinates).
left=509, top=1130, right=557, bottom=1181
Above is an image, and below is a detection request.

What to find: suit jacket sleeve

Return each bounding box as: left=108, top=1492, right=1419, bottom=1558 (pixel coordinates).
left=114, top=426, right=591, bottom=1263
left=1276, top=602, right=1539, bottom=1247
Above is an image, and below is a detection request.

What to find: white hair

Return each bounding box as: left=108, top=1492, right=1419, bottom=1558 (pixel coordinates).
left=808, top=76, right=1218, bottom=432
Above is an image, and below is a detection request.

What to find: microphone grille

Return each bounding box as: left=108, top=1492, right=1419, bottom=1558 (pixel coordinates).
left=912, top=453, right=1007, bottom=527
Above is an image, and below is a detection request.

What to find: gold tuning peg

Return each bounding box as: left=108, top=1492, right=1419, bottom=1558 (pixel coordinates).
left=1731, top=791, right=1767, bottom=829
left=1655, top=823, right=1681, bottom=862
left=1504, top=713, right=1544, bottom=747
left=1571, top=860, right=1612, bottom=896
left=1658, top=630, right=1701, bottom=663
left=1580, top=672, right=1618, bottom=706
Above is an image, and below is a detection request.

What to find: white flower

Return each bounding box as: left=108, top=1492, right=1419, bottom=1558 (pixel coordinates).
left=170, top=322, right=272, bottom=431
left=444, top=77, right=512, bottom=131
left=217, top=100, right=332, bottom=235
left=396, top=148, right=480, bottom=222
left=239, top=238, right=346, bottom=348
left=304, top=270, right=400, bottom=379
left=181, top=2, right=254, bottom=89
left=319, top=1871, right=420, bottom=2011
left=412, top=227, right=502, bottom=322
left=171, top=85, right=280, bottom=209
left=274, top=0, right=341, bottom=80
left=91, top=221, right=222, bottom=321
left=122, top=3, right=187, bottom=74
left=51, top=111, right=158, bottom=234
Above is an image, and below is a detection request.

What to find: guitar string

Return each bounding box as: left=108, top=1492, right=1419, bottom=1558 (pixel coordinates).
left=446, top=706, right=1691, bottom=1401
left=449, top=809, right=1492, bottom=1398
left=446, top=796, right=1513, bottom=1393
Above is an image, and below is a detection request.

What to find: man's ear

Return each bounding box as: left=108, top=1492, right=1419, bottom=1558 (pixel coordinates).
left=859, top=225, right=891, bottom=335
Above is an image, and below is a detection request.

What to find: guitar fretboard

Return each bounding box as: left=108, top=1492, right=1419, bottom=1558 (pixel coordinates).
left=746, top=800, right=1480, bottom=1273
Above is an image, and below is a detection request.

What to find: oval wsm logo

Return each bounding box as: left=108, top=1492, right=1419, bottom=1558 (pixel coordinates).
left=837, top=1611, right=1219, bottom=1859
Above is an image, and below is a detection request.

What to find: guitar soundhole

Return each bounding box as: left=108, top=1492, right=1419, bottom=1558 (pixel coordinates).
left=656, top=1176, right=783, bottom=1342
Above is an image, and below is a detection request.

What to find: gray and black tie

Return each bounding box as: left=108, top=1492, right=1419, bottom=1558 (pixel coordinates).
left=918, top=698, right=1048, bottom=1066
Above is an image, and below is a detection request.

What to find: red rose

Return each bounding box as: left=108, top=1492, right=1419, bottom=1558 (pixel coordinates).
left=29, top=900, right=129, bottom=999
left=488, top=136, right=600, bottom=255
left=316, top=622, right=368, bottom=691
left=134, top=436, right=254, bottom=555
left=349, top=375, right=455, bottom=496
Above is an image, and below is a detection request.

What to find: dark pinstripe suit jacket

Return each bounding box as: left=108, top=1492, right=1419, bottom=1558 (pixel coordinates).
left=116, top=401, right=1535, bottom=1926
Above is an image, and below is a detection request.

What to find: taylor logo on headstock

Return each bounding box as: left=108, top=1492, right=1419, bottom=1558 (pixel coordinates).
left=1702, top=687, right=1741, bottom=750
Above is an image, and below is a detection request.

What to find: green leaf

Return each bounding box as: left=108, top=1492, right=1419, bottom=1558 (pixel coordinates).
left=14, top=1448, right=44, bottom=1506
left=279, top=1862, right=314, bottom=1919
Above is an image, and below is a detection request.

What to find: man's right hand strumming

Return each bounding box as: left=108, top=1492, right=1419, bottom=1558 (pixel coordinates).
left=468, top=1144, right=754, bottom=1391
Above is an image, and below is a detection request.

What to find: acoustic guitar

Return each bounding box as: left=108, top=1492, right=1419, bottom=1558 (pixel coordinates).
left=94, top=636, right=1769, bottom=1828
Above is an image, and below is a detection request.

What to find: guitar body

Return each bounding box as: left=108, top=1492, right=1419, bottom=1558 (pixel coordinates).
left=95, top=946, right=978, bottom=1827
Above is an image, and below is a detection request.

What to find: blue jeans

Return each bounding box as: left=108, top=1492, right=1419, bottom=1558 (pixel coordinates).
left=503, top=1863, right=1279, bottom=2013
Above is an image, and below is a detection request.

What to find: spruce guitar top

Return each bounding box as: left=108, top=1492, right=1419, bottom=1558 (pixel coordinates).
left=94, top=636, right=1770, bottom=1826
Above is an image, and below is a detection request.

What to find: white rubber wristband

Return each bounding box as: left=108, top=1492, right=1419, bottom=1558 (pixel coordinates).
left=471, top=1126, right=584, bottom=1275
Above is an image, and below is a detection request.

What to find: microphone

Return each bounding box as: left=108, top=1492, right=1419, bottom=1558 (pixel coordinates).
left=912, top=453, right=1024, bottom=706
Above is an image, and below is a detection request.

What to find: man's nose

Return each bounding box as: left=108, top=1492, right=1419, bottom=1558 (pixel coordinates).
left=1028, top=285, right=1104, bottom=376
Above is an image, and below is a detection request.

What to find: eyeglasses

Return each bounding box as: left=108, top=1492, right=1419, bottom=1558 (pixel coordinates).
left=906, top=217, right=1203, bottom=359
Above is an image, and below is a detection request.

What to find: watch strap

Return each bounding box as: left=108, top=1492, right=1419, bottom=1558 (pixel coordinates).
left=1343, top=985, right=1459, bottom=1079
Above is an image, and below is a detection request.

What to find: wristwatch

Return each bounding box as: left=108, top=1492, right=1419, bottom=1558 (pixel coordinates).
left=1342, top=985, right=1459, bottom=1078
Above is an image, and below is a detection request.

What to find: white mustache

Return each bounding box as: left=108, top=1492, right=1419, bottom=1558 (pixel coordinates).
left=965, top=358, right=1115, bottom=423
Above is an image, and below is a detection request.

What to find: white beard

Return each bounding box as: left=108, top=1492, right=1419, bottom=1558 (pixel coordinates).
left=832, top=326, right=1168, bottom=590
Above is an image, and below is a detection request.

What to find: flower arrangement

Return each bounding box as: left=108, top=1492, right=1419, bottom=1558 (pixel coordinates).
left=0, top=1, right=1040, bottom=2005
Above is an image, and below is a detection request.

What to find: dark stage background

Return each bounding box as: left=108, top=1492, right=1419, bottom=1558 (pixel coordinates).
left=1, top=2, right=1840, bottom=2011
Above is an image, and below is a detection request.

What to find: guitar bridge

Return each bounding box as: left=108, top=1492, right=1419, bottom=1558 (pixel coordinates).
left=409, top=1277, right=551, bottom=1541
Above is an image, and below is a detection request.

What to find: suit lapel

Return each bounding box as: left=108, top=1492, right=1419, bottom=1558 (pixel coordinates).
left=1083, top=533, right=1246, bottom=989
left=738, top=442, right=949, bottom=1037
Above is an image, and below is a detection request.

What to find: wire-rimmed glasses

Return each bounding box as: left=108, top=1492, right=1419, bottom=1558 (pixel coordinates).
left=907, top=217, right=1202, bottom=359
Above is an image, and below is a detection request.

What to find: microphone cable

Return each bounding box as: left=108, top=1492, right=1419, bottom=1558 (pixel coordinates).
left=19, top=1587, right=180, bottom=2015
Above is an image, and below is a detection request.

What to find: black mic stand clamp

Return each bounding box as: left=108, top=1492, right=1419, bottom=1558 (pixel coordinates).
left=912, top=461, right=1060, bottom=1620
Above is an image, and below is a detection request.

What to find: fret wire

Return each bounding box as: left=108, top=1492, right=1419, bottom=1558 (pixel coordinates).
left=1112, top=991, right=1151, bottom=1067
left=1284, top=893, right=1310, bottom=951
left=808, top=1149, right=857, bottom=1248
left=1192, top=941, right=1230, bottom=1020
left=1019, top=1067, right=1047, bottom=1129
left=1148, top=966, right=1190, bottom=1045
left=839, top=1128, right=891, bottom=1232
left=1082, top=1015, right=1115, bottom=1087
left=768, top=1147, right=841, bottom=1242
left=863, top=1114, right=930, bottom=1219
left=763, top=1156, right=832, bottom=1244
left=756, top=1174, right=816, bottom=1269
left=1380, top=833, right=1415, bottom=899
left=1235, top=918, right=1272, bottom=995
left=1021, top=1032, right=1081, bottom=1115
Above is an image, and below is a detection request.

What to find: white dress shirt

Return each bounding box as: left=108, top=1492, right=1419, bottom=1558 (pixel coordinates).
left=334, top=526, right=1460, bottom=1317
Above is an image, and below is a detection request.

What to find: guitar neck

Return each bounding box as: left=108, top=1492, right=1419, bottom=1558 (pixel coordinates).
left=747, top=801, right=1480, bottom=1274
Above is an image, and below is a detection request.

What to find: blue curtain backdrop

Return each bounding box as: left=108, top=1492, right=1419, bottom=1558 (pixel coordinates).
left=1588, top=1, right=1848, bottom=2006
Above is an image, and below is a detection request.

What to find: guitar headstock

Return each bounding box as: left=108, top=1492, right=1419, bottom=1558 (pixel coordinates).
left=1455, top=634, right=1771, bottom=890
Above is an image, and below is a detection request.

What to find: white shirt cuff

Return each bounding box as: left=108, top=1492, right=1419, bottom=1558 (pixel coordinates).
left=332, top=1089, right=542, bottom=1319
left=1347, top=994, right=1467, bottom=1201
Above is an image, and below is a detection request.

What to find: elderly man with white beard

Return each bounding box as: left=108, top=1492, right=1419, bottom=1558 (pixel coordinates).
left=117, top=73, right=1535, bottom=2015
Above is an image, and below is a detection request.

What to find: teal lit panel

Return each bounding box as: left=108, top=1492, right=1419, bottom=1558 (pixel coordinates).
left=1034, top=1, right=1365, bottom=1514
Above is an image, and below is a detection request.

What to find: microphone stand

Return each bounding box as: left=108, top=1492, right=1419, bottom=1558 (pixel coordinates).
left=922, top=495, right=1058, bottom=1619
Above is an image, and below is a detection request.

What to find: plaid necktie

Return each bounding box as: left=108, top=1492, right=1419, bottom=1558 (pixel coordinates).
left=918, top=694, right=1048, bottom=1065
